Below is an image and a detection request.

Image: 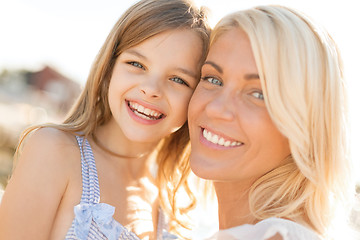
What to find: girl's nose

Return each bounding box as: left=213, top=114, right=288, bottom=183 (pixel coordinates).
left=140, top=88, right=160, bottom=98
left=139, top=77, right=162, bottom=99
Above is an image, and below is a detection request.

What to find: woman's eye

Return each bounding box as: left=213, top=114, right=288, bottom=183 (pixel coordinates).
left=170, top=77, right=189, bottom=87
left=201, top=76, right=223, bottom=86
left=251, top=91, right=264, bottom=100
left=128, top=61, right=145, bottom=70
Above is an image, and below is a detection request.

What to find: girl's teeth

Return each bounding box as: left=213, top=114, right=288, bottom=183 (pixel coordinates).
left=129, top=101, right=162, bottom=118
left=138, top=105, right=145, bottom=113
left=134, top=110, right=153, bottom=120
left=203, top=129, right=242, bottom=147
left=144, top=108, right=151, bottom=115
left=150, top=110, right=157, bottom=117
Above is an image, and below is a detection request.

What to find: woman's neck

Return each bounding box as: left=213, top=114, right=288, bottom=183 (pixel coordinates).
left=213, top=180, right=257, bottom=230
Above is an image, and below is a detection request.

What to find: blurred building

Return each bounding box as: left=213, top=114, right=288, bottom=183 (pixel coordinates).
left=0, top=65, right=81, bottom=189
left=1, top=65, right=81, bottom=114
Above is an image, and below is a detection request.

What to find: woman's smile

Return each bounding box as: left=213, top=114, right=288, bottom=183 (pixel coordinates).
left=200, top=127, right=243, bottom=149
left=188, top=28, right=291, bottom=182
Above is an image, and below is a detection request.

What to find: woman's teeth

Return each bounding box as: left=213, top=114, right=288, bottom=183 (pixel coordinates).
left=203, top=129, right=242, bottom=147
left=128, top=101, right=163, bottom=120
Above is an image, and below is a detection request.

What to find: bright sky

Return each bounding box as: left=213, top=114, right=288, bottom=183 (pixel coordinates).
left=0, top=0, right=359, bottom=172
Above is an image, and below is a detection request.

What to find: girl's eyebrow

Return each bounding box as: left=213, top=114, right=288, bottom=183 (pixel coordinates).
left=203, top=60, right=259, bottom=80
left=175, top=67, right=197, bottom=79
left=123, top=49, right=148, bottom=60
left=123, top=49, right=196, bottom=79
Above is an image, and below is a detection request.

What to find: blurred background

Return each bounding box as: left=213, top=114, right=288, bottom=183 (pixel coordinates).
left=0, top=0, right=359, bottom=236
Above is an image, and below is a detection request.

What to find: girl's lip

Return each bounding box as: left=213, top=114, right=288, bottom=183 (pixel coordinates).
left=126, top=99, right=165, bottom=115
left=126, top=100, right=166, bottom=125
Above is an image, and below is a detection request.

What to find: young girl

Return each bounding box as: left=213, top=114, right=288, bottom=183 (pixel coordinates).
left=188, top=5, right=354, bottom=240
left=0, top=0, right=210, bottom=239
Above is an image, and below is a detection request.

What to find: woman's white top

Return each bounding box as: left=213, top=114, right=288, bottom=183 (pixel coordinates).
left=206, top=218, right=320, bottom=240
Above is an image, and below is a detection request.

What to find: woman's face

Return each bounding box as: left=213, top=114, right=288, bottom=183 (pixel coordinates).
left=188, top=28, right=291, bottom=184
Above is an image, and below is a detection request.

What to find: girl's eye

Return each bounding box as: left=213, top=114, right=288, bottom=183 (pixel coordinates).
left=128, top=61, right=145, bottom=70
left=201, top=76, right=223, bottom=86
left=170, top=77, right=189, bottom=87
left=251, top=91, right=264, bottom=100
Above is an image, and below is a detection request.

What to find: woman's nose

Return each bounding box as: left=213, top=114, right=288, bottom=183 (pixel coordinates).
left=205, top=92, right=235, bottom=121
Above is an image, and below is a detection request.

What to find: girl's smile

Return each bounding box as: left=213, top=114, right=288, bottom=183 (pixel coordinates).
left=126, top=99, right=165, bottom=125
left=108, top=28, right=203, bottom=143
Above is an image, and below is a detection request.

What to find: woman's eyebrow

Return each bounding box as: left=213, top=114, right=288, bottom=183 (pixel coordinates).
left=203, top=61, right=223, bottom=74
left=204, top=61, right=259, bottom=80
left=244, top=73, right=260, bottom=80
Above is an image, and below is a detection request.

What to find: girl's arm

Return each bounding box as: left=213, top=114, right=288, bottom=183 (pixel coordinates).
left=0, top=128, right=75, bottom=239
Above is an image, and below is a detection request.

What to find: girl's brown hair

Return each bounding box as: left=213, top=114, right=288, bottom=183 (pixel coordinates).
left=17, top=0, right=210, bottom=235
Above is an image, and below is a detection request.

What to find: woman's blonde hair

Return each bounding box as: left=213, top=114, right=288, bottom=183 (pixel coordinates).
left=16, top=0, right=210, bottom=234
left=211, top=5, right=353, bottom=237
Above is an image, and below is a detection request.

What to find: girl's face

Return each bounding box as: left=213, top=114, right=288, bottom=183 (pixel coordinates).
left=188, top=28, right=291, bottom=185
left=108, top=29, right=203, bottom=143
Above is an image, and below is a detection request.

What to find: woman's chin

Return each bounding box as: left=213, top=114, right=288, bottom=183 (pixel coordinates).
left=189, top=154, right=221, bottom=181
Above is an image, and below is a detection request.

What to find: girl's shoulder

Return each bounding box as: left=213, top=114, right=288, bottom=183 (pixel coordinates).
left=25, top=126, right=77, bottom=146
left=206, top=218, right=320, bottom=240
left=0, top=127, right=82, bottom=238
left=23, top=127, right=79, bottom=157
left=17, top=127, right=80, bottom=181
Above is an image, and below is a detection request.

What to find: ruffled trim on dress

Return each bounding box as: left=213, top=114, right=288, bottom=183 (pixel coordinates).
left=73, top=203, right=123, bottom=240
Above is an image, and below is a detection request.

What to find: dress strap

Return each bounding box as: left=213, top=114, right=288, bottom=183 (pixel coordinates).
left=156, top=208, right=165, bottom=240
left=157, top=208, right=179, bottom=239
left=75, top=136, right=101, bottom=204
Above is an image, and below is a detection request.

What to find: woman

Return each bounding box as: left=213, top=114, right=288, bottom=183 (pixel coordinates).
left=188, top=5, right=354, bottom=240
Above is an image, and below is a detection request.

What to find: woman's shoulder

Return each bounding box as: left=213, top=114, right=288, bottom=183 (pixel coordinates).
left=206, top=218, right=320, bottom=240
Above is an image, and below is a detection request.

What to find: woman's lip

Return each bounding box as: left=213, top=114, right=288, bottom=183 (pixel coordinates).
left=199, top=126, right=244, bottom=150
left=201, top=126, right=241, bottom=143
